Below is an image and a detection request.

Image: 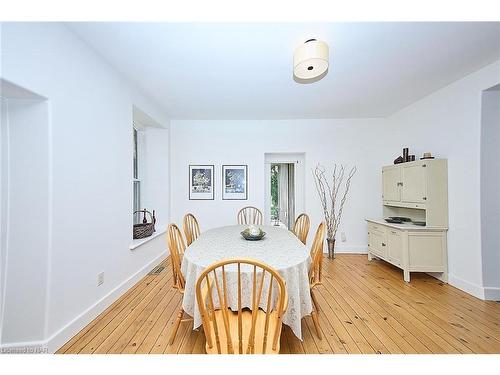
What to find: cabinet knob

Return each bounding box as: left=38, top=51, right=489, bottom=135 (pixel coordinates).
left=382, top=243, right=386, bottom=247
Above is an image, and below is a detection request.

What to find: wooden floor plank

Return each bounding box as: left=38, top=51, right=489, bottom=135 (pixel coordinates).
left=315, top=306, right=349, bottom=354
left=299, top=319, right=320, bottom=354
left=410, top=276, right=500, bottom=335
left=313, top=288, right=361, bottom=353
left=120, top=284, right=178, bottom=353
left=322, top=265, right=416, bottom=353
left=79, top=269, right=172, bottom=353
left=321, top=276, right=398, bottom=353
left=373, top=261, right=500, bottom=341
left=283, top=326, right=305, bottom=354
left=58, top=275, right=157, bottom=354
left=329, top=259, right=430, bottom=353
left=135, top=293, right=183, bottom=353
left=317, top=287, right=376, bottom=353
left=332, top=257, right=467, bottom=353
left=346, top=256, right=500, bottom=353
left=303, top=316, right=333, bottom=354
left=279, top=326, right=291, bottom=354
left=57, top=255, right=500, bottom=354
left=56, top=276, right=146, bottom=354
left=338, top=256, right=479, bottom=353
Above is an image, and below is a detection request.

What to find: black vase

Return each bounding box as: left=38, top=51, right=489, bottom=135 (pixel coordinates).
left=403, top=148, right=409, bottom=162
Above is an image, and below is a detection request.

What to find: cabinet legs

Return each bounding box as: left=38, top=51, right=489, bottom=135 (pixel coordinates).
left=368, top=253, right=373, bottom=261
left=403, top=270, right=410, bottom=282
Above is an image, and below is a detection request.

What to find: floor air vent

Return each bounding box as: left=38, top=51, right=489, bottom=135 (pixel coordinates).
left=149, top=265, right=165, bottom=275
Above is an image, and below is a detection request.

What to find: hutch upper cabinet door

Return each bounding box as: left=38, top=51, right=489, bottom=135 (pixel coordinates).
left=382, top=166, right=401, bottom=202
left=401, top=164, right=427, bottom=203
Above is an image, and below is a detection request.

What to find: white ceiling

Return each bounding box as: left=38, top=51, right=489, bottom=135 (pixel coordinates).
left=68, top=22, right=500, bottom=119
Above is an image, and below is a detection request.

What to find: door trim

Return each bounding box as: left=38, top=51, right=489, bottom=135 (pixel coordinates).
left=264, top=153, right=305, bottom=226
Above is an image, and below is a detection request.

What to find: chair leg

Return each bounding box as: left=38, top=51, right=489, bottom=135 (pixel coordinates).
left=311, top=309, right=322, bottom=340
left=169, top=308, right=184, bottom=345
left=310, top=290, right=320, bottom=313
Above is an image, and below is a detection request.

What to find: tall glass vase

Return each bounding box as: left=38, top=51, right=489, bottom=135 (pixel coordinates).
left=327, top=238, right=336, bottom=259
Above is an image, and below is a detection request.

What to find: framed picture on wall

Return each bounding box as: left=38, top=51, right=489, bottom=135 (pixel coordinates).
left=189, top=165, right=215, bottom=200
left=222, top=165, right=248, bottom=200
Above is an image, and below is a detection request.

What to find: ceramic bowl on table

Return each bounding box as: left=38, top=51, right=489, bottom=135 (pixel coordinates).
left=241, top=226, right=266, bottom=241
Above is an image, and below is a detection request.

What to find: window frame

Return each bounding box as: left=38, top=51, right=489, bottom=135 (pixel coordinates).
left=133, top=126, right=141, bottom=223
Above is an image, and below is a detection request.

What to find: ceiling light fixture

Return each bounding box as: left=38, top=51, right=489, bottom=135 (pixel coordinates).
left=293, top=39, right=329, bottom=82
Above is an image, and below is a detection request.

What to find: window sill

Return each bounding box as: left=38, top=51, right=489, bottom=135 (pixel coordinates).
left=129, top=225, right=166, bottom=251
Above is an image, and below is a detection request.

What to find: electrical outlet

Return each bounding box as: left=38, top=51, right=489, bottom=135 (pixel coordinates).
left=97, top=272, right=104, bottom=286
left=341, top=232, right=346, bottom=242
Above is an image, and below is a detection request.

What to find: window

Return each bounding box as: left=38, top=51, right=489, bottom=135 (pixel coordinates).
left=133, top=126, right=141, bottom=223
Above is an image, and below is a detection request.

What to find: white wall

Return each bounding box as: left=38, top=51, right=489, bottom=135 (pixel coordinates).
left=142, top=127, right=171, bottom=227
left=386, top=60, right=500, bottom=298
left=0, top=22, right=170, bottom=351
left=480, top=88, right=500, bottom=300
left=170, top=119, right=391, bottom=252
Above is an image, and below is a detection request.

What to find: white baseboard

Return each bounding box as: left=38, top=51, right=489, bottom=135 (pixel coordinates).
left=483, top=287, right=500, bottom=301
left=323, top=245, right=367, bottom=254
left=448, top=273, right=485, bottom=300
left=44, top=250, right=168, bottom=353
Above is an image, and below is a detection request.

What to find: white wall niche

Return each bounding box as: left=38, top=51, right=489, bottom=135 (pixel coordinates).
left=0, top=79, right=51, bottom=346
left=480, top=85, right=500, bottom=301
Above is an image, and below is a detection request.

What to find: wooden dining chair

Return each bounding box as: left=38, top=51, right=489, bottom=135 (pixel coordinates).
left=308, top=222, right=326, bottom=340
left=237, top=206, right=263, bottom=225
left=167, top=223, right=193, bottom=345
left=183, top=213, right=200, bottom=246
left=292, top=213, right=310, bottom=245
left=195, top=258, right=288, bottom=354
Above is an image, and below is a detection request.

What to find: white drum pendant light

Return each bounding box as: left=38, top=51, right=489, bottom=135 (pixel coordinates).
left=293, top=39, right=329, bottom=80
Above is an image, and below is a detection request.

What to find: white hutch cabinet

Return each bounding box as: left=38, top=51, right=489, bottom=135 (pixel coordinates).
left=367, top=159, right=448, bottom=282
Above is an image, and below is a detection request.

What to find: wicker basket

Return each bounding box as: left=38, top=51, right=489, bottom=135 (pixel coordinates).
left=133, top=210, right=155, bottom=239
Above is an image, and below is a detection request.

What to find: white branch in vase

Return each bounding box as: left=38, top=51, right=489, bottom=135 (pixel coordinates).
left=313, top=163, right=356, bottom=242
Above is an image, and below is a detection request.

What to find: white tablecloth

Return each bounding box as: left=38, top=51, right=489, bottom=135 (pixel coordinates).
left=180, top=225, right=313, bottom=340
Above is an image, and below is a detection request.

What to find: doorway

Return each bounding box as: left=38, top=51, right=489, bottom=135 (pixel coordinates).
left=270, top=163, right=295, bottom=228
left=264, top=153, right=305, bottom=229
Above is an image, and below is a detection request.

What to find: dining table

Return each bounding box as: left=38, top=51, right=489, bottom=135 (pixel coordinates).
left=180, top=224, right=313, bottom=340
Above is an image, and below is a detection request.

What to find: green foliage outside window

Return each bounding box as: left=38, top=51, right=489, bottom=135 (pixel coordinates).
left=270, top=164, right=279, bottom=220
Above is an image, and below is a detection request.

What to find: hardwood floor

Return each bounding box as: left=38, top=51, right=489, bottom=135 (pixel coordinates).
left=56, top=254, right=500, bottom=354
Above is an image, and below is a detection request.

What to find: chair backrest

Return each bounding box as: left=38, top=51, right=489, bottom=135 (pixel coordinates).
left=195, top=258, right=288, bottom=354
left=237, top=206, right=263, bottom=225
left=309, top=222, right=326, bottom=287
left=293, top=213, right=310, bottom=245
left=183, top=213, right=200, bottom=246
left=167, top=223, right=186, bottom=290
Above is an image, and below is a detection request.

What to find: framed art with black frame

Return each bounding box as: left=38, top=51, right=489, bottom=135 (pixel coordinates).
left=222, top=165, right=248, bottom=200
left=189, top=165, right=215, bottom=200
